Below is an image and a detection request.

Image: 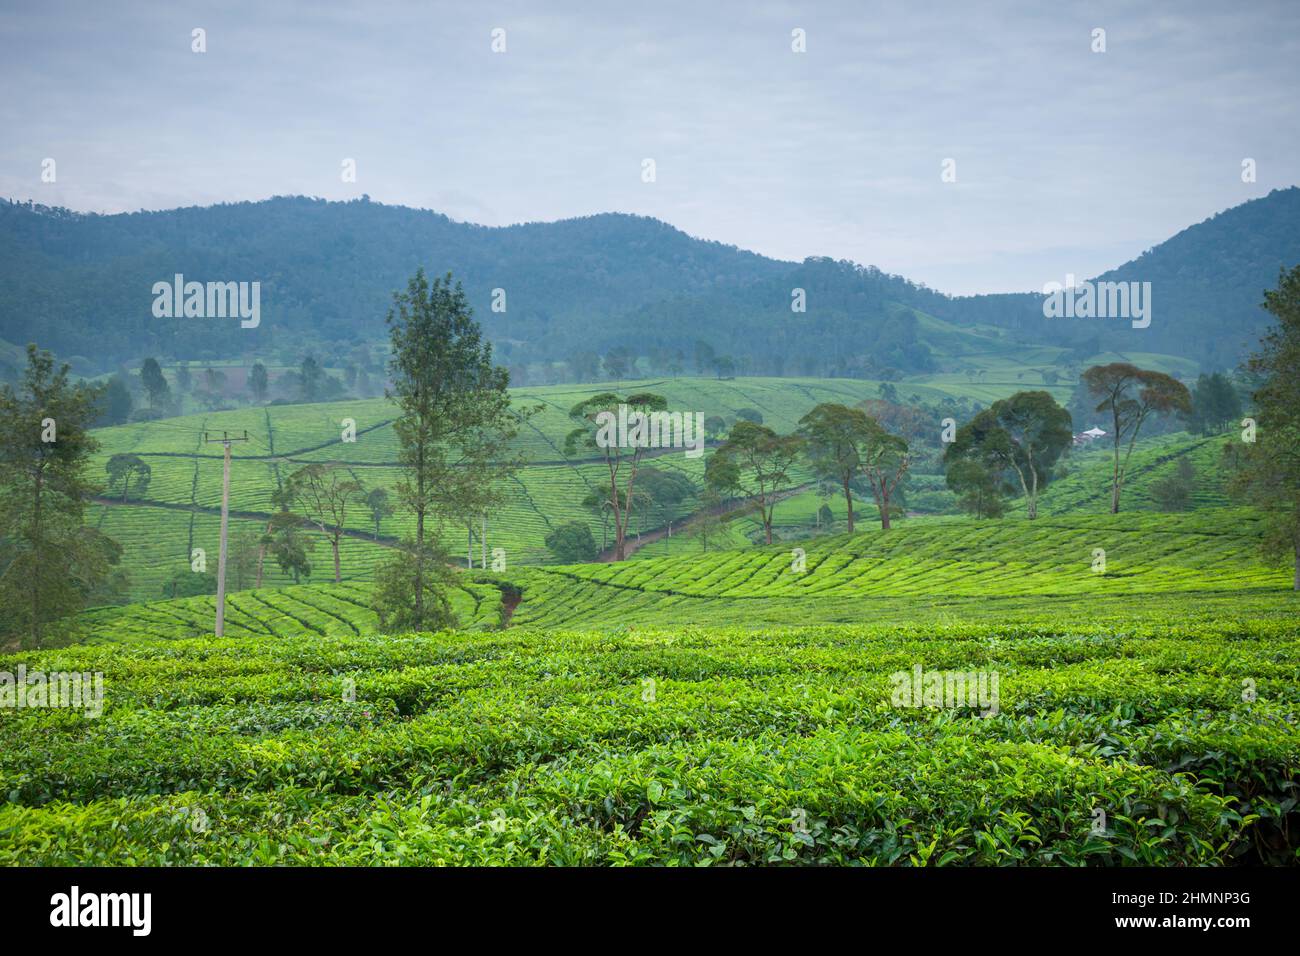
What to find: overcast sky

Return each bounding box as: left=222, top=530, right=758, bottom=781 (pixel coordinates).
left=3, top=0, right=1298, bottom=295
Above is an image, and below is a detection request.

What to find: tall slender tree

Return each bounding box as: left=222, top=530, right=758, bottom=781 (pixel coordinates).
left=248, top=362, right=269, bottom=403
left=857, top=418, right=910, bottom=530
left=797, top=403, right=873, bottom=533
left=565, top=392, right=667, bottom=560
left=709, top=421, right=802, bottom=544
left=287, top=463, right=364, bottom=584
left=140, top=357, right=171, bottom=410
left=377, top=269, right=524, bottom=630
left=1082, top=364, right=1191, bottom=513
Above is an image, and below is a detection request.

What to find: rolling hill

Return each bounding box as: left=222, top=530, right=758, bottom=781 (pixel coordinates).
left=3, top=188, right=1297, bottom=377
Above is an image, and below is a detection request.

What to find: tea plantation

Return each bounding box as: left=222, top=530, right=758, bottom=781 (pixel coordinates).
left=1, top=508, right=1297, bottom=866
left=1, top=618, right=1296, bottom=865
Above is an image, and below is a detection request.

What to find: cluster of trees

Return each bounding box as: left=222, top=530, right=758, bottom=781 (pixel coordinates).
left=92, top=349, right=389, bottom=427
left=0, top=346, right=127, bottom=648
left=941, top=365, right=1192, bottom=519
left=562, top=392, right=921, bottom=561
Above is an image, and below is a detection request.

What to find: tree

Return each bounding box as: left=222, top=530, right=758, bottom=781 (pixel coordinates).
left=249, top=362, right=269, bottom=403
left=162, top=569, right=217, bottom=599
left=1082, top=364, right=1192, bottom=513
left=175, top=363, right=192, bottom=395
left=694, top=340, right=716, bottom=375
left=105, top=453, right=151, bottom=503
left=96, top=374, right=134, bottom=426
left=264, top=510, right=314, bottom=584
left=1229, top=265, right=1300, bottom=589
left=300, top=356, right=323, bottom=403
left=636, top=467, right=696, bottom=530
left=581, top=487, right=616, bottom=550
left=1151, top=457, right=1195, bottom=512
left=0, top=345, right=121, bottom=647
left=227, top=528, right=262, bottom=592
left=364, top=487, right=393, bottom=540
left=945, top=458, right=1009, bottom=519
left=1185, top=372, right=1243, bottom=435
left=287, top=463, right=363, bottom=584
left=372, top=539, right=458, bottom=633
left=797, top=403, right=875, bottom=533
left=687, top=484, right=728, bottom=552
left=380, top=269, right=523, bottom=628
left=565, top=392, right=666, bottom=561
left=256, top=483, right=312, bottom=586
left=857, top=417, right=910, bottom=530
left=604, top=349, right=629, bottom=381
left=710, top=421, right=802, bottom=544
left=545, top=521, right=599, bottom=563
left=944, top=391, right=1072, bottom=520
left=704, top=415, right=727, bottom=440
left=140, top=357, right=170, bottom=410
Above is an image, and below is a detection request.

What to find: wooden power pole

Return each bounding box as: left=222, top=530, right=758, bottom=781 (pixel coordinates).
left=203, top=430, right=250, bottom=637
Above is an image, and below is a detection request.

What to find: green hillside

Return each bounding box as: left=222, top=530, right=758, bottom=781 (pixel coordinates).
left=86, top=377, right=927, bottom=600
left=1041, top=432, right=1235, bottom=514
left=505, top=509, right=1294, bottom=628
left=87, top=375, right=1251, bottom=604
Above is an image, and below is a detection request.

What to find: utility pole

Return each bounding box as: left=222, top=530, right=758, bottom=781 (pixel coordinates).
left=203, top=430, right=250, bottom=637
left=481, top=514, right=487, bottom=571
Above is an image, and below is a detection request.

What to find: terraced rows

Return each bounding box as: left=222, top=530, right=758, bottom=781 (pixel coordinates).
left=81, top=580, right=504, bottom=642
left=1041, top=432, right=1234, bottom=514
left=503, top=509, right=1296, bottom=628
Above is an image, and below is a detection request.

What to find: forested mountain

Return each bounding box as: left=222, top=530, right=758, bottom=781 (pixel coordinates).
left=2, top=187, right=1297, bottom=377
left=935, top=187, right=1300, bottom=370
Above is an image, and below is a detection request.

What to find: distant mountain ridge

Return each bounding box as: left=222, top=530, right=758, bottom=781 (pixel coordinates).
left=1, top=187, right=1296, bottom=376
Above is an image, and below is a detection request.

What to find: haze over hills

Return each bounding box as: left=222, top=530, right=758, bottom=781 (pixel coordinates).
left=1, top=187, right=1297, bottom=378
